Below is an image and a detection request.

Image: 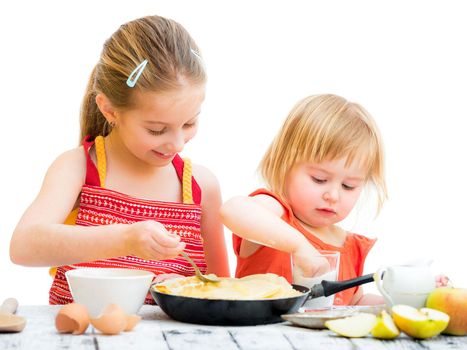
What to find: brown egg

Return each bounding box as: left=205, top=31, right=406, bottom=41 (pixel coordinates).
left=90, top=303, right=127, bottom=335
left=55, top=303, right=90, bottom=335
left=124, top=314, right=142, bottom=331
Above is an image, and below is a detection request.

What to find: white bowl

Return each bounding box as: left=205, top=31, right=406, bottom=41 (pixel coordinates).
left=65, top=268, right=155, bottom=317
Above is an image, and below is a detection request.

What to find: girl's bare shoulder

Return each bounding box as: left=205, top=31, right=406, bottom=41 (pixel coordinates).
left=46, top=146, right=86, bottom=181
left=191, top=163, right=219, bottom=195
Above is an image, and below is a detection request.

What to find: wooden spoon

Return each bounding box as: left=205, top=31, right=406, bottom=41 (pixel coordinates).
left=180, top=251, right=220, bottom=283
left=0, top=298, right=26, bottom=332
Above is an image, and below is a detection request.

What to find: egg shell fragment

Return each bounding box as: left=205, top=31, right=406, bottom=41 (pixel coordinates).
left=55, top=303, right=90, bottom=335
left=90, top=303, right=127, bottom=335
left=124, top=314, right=142, bottom=331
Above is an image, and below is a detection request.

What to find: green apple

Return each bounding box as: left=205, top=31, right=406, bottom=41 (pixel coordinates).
left=325, top=313, right=377, bottom=338
left=371, top=310, right=400, bottom=339
left=391, top=304, right=449, bottom=339
left=426, top=287, right=467, bottom=335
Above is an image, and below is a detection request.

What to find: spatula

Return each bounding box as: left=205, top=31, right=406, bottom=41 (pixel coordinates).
left=181, top=251, right=221, bottom=283
left=308, top=273, right=376, bottom=299
left=0, top=298, right=26, bottom=332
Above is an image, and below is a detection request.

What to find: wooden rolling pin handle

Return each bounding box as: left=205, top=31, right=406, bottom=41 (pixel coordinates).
left=0, top=298, right=18, bottom=314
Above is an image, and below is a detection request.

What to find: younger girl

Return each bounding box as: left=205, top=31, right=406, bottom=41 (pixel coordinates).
left=10, top=15, right=229, bottom=304
left=221, top=94, right=386, bottom=305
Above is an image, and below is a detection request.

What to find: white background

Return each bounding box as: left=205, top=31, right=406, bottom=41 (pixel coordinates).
left=1, top=0, right=466, bottom=305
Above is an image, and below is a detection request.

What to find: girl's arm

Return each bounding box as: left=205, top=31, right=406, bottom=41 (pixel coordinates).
left=220, top=195, right=329, bottom=276
left=193, top=164, right=230, bottom=277
left=10, top=148, right=184, bottom=267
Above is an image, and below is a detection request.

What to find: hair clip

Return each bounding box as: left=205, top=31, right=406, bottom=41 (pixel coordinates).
left=190, top=49, right=202, bottom=60
left=126, top=59, right=148, bottom=88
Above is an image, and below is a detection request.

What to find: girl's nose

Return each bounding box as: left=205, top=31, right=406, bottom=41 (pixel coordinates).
left=323, top=187, right=339, bottom=203
left=166, top=131, right=185, bottom=153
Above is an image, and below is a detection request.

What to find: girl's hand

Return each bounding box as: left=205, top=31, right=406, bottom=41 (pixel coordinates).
left=293, top=245, right=331, bottom=277
left=123, top=220, right=185, bottom=260
left=435, top=274, right=451, bottom=287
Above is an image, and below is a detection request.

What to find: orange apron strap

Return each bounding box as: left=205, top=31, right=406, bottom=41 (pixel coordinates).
left=94, top=135, right=107, bottom=187
left=182, top=158, right=194, bottom=204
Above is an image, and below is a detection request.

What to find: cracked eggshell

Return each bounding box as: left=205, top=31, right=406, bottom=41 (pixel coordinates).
left=124, top=314, right=142, bottom=331
left=90, top=303, right=127, bottom=335
left=55, top=303, right=90, bottom=335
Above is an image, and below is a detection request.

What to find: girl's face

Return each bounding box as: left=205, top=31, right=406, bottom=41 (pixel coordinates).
left=113, top=83, right=205, bottom=167
left=284, top=157, right=366, bottom=229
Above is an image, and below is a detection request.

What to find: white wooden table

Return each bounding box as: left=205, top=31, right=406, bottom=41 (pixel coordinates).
left=1, top=305, right=466, bottom=349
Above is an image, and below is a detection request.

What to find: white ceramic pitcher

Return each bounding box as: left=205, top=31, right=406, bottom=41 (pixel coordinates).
left=374, top=259, right=436, bottom=308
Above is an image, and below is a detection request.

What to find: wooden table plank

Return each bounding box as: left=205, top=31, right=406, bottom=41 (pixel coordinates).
left=163, top=329, right=239, bottom=350
left=417, top=336, right=467, bottom=350
left=285, top=330, right=354, bottom=349
left=230, top=329, right=296, bottom=349
left=0, top=304, right=95, bottom=350
left=1, top=305, right=465, bottom=350
left=93, top=326, right=169, bottom=350
left=352, top=337, right=430, bottom=350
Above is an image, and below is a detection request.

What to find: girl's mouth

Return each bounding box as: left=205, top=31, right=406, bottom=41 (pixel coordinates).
left=316, top=208, right=337, bottom=216
left=152, top=150, right=175, bottom=160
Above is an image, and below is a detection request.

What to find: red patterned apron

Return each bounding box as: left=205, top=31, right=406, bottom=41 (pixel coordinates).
left=49, top=136, right=206, bottom=305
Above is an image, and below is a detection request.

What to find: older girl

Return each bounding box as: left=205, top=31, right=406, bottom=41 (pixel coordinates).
left=10, top=15, right=229, bottom=305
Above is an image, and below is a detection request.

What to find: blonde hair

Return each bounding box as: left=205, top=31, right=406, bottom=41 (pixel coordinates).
left=260, top=94, right=387, bottom=212
left=80, top=15, right=206, bottom=142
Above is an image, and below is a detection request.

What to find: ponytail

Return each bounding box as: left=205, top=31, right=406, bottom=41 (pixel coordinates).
left=79, top=66, right=107, bottom=144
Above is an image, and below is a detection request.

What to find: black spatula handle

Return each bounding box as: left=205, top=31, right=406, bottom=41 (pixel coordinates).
left=321, top=273, right=375, bottom=297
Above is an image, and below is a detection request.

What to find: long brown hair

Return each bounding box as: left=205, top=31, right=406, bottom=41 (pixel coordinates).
left=80, top=15, right=206, bottom=142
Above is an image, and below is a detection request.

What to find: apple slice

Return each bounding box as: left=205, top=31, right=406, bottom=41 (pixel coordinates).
left=325, top=313, right=377, bottom=338
left=371, top=310, right=400, bottom=339
left=391, top=304, right=449, bottom=339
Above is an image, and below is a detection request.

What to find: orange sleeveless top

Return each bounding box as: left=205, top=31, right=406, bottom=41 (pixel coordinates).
left=232, top=188, right=376, bottom=305
left=49, top=136, right=206, bottom=305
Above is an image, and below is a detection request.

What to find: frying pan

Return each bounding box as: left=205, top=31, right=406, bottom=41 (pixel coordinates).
left=150, top=273, right=375, bottom=326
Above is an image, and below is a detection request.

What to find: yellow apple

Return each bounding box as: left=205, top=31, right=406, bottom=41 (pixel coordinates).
left=426, top=287, right=467, bottom=335
left=325, top=313, right=377, bottom=338
left=391, top=304, right=449, bottom=339
left=371, top=310, right=400, bottom=339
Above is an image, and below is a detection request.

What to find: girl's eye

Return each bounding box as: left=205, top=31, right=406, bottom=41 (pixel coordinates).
left=342, top=183, right=355, bottom=190
left=183, top=122, right=197, bottom=129
left=147, top=128, right=166, bottom=136
left=311, top=176, right=326, bottom=184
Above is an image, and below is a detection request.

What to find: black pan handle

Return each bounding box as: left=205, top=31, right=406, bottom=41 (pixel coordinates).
left=321, top=273, right=375, bottom=297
